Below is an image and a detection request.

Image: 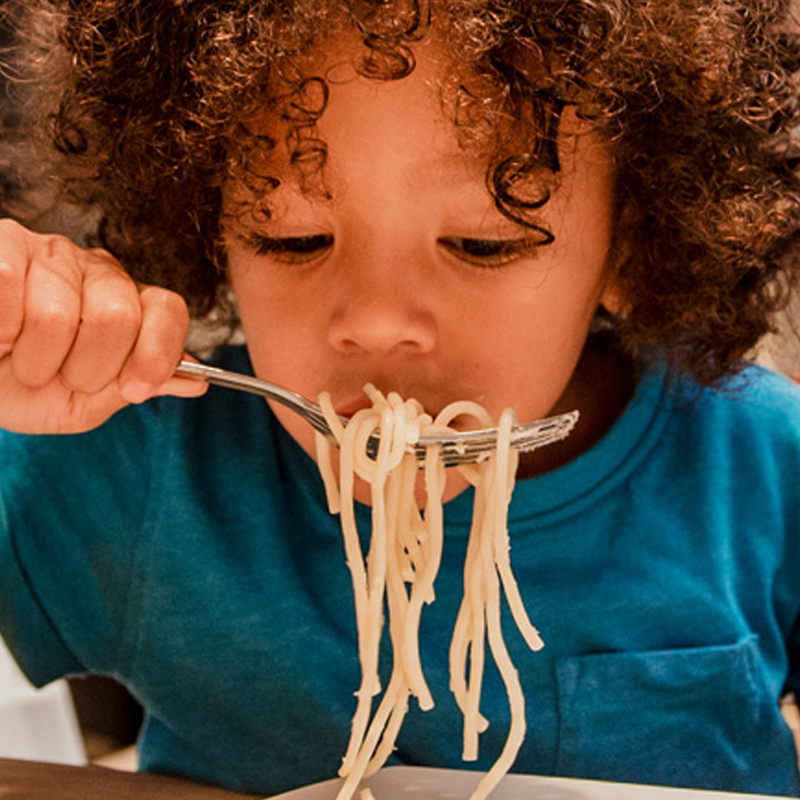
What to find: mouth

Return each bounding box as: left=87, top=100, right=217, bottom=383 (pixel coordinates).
left=322, top=371, right=489, bottom=426
left=332, top=389, right=486, bottom=430
left=335, top=400, right=373, bottom=420
left=333, top=387, right=424, bottom=421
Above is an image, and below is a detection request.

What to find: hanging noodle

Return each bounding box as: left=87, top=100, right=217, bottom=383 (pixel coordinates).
left=315, top=388, right=544, bottom=800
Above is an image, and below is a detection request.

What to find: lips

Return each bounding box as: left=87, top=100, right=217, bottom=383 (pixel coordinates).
left=325, top=376, right=476, bottom=422
left=332, top=390, right=455, bottom=424
left=333, top=386, right=422, bottom=420
left=335, top=399, right=374, bottom=420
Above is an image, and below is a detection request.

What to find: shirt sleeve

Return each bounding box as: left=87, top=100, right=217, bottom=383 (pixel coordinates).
left=0, top=404, right=159, bottom=687
left=760, top=373, right=800, bottom=699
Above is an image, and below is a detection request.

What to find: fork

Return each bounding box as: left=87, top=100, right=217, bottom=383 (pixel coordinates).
left=174, top=359, right=578, bottom=466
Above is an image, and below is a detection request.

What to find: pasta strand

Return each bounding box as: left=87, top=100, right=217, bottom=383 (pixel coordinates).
left=316, top=390, right=543, bottom=800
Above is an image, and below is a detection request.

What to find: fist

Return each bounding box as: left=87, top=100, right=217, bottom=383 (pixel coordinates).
left=0, top=219, right=206, bottom=434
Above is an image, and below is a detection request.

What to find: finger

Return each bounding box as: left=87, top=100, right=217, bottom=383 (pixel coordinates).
left=0, top=219, right=32, bottom=351
left=152, top=374, right=209, bottom=399
left=60, top=253, right=143, bottom=394
left=11, top=235, right=82, bottom=387
left=118, top=285, right=192, bottom=404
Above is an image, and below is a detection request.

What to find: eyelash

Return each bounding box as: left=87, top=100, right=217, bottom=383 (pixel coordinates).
left=437, top=237, right=540, bottom=268
left=245, top=233, right=334, bottom=264
left=241, top=234, right=538, bottom=268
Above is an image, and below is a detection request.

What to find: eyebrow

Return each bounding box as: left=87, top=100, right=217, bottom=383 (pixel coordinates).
left=400, top=152, right=487, bottom=193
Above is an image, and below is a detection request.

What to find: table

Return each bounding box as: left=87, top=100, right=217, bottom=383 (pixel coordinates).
left=0, top=758, right=257, bottom=800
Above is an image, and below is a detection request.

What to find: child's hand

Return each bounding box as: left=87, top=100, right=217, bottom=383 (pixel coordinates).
left=0, top=219, right=207, bottom=434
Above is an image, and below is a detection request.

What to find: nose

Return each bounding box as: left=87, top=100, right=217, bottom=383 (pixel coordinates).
left=327, top=258, right=437, bottom=357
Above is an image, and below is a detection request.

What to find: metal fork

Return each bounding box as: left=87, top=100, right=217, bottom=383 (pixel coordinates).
left=175, top=360, right=578, bottom=466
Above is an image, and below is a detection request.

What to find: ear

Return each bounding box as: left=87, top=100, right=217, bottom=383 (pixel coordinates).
left=598, top=225, right=633, bottom=318
left=599, top=278, right=628, bottom=318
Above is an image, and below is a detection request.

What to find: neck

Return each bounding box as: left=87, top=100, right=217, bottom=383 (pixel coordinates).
left=517, top=335, right=635, bottom=480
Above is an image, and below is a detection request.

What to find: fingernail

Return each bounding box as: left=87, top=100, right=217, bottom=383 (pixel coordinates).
left=119, top=378, right=156, bottom=404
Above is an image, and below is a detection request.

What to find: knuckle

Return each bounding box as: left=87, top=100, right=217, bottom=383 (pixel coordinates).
left=0, top=262, right=21, bottom=343
left=141, top=285, right=189, bottom=316
left=81, top=261, right=141, bottom=331
left=0, top=256, right=17, bottom=282
left=40, top=232, right=81, bottom=263
left=0, top=221, right=71, bottom=260
left=126, top=358, right=177, bottom=393
left=28, top=298, right=79, bottom=336
left=143, top=288, right=191, bottom=342
left=0, top=221, right=27, bottom=289
left=133, top=338, right=181, bottom=374
left=0, top=218, right=25, bottom=240
left=123, top=287, right=190, bottom=385
left=88, top=292, right=142, bottom=337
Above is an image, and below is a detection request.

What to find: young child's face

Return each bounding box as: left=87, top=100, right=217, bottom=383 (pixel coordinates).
left=224, top=39, right=620, bottom=465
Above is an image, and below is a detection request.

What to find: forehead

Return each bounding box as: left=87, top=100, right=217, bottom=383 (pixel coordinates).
left=236, top=35, right=488, bottom=194
left=229, top=27, right=611, bottom=225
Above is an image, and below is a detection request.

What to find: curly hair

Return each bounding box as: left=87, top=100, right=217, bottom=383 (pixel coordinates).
left=5, top=0, right=800, bottom=384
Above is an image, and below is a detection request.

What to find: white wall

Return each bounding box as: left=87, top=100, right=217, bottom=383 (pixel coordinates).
left=0, top=636, right=86, bottom=765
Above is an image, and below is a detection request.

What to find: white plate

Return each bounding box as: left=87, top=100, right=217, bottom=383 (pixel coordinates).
left=267, top=766, right=790, bottom=800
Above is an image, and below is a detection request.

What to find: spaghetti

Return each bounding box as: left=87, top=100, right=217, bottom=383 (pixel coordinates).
left=315, top=387, right=543, bottom=800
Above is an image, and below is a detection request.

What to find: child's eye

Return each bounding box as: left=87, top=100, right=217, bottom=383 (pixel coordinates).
left=437, top=236, right=539, bottom=267
left=245, top=233, right=333, bottom=264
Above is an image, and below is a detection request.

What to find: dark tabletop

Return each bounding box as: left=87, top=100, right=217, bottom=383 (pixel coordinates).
left=0, top=758, right=259, bottom=800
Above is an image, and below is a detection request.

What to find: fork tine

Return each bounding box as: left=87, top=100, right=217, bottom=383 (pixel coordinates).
left=416, top=410, right=579, bottom=465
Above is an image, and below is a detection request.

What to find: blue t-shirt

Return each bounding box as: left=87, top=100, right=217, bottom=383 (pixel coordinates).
left=1, top=347, right=800, bottom=796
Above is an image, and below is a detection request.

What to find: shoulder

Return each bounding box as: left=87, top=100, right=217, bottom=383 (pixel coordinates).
left=656, top=363, right=800, bottom=490
left=669, top=363, right=800, bottom=445
left=722, top=363, right=800, bottom=415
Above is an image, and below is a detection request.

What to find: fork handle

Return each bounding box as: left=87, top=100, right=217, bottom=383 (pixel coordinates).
left=174, top=360, right=334, bottom=436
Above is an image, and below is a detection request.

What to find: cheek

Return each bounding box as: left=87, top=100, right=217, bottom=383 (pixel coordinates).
left=230, top=256, right=328, bottom=344
left=488, top=296, right=601, bottom=412
left=228, top=259, right=304, bottom=364
left=512, top=345, right=582, bottom=414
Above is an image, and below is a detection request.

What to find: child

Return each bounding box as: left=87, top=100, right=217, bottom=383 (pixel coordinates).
left=1, top=0, right=800, bottom=795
